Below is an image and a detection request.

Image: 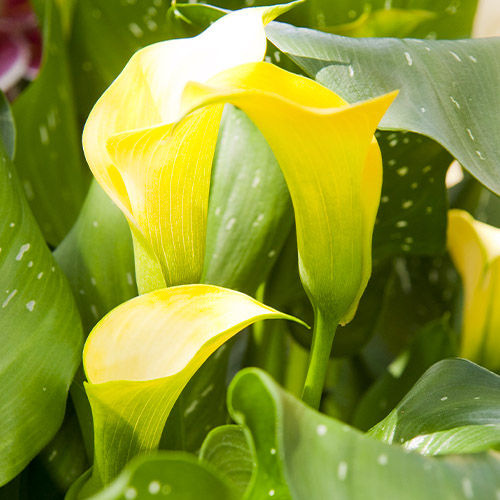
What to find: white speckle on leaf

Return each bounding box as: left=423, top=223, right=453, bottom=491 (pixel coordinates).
left=467, top=128, right=475, bottom=140
left=26, top=300, right=35, bottom=312
left=146, top=19, right=158, bottom=31
left=404, top=52, right=413, bottom=66
left=349, top=65, right=354, bottom=77
left=9, top=222, right=15, bottom=228
left=270, top=448, right=276, bottom=455
left=337, top=461, right=348, bottom=480
left=389, top=139, right=398, bottom=147
left=214, top=207, right=221, bottom=216
left=476, top=150, right=485, bottom=160
left=39, top=125, right=49, bottom=144
left=397, top=166, right=408, bottom=176
left=28, top=261, right=33, bottom=268
left=3, top=289, right=17, bottom=308
left=316, top=424, right=327, bottom=436
left=269, top=490, right=275, bottom=497
left=469, top=55, right=477, bottom=63
left=252, top=176, right=261, bottom=188
left=148, top=481, right=161, bottom=494
left=402, top=200, right=413, bottom=209
left=378, top=454, right=388, bottom=465
left=396, top=220, right=408, bottom=228
left=420, top=106, right=426, bottom=113
left=184, top=399, right=199, bottom=416
left=92, top=220, right=99, bottom=227
left=128, top=22, right=143, bottom=38
left=426, top=206, right=433, bottom=214
left=15, top=243, right=30, bottom=261
left=126, top=272, right=134, bottom=286
left=201, top=384, right=214, bottom=397
left=440, top=396, right=448, bottom=401
left=90, top=304, right=98, bottom=318
left=388, top=159, right=396, bottom=167
left=381, top=195, right=389, bottom=203
left=90, top=277, right=97, bottom=286
left=462, top=478, right=473, bottom=499
left=37, top=272, right=43, bottom=279
left=423, top=165, right=432, bottom=173
left=225, top=217, right=236, bottom=230
left=449, top=51, right=461, bottom=62
left=23, top=180, right=35, bottom=200
left=268, top=250, right=276, bottom=258
left=48, top=450, right=57, bottom=462
left=449, top=96, right=461, bottom=109
left=124, top=487, right=137, bottom=500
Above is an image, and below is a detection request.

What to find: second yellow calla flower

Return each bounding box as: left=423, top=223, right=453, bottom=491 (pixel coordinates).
left=448, top=209, right=500, bottom=371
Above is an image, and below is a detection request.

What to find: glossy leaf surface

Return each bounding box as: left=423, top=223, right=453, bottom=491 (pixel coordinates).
left=266, top=23, right=500, bottom=195
left=0, top=135, right=83, bottom=486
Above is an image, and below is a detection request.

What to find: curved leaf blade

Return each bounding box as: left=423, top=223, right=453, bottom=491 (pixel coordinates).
left=266, top=23, right=500, bottom=194
left=0, top=136, right=83, bottom=486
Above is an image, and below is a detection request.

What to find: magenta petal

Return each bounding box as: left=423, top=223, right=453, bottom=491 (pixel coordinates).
left=0, top=33, right=29, bottom=91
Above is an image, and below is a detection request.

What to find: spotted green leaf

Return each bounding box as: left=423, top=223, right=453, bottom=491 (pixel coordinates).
left=0, top=133, right=83, bottom=486
left=200, top=425, right=255, bottom=497
left=12, top=0, right=88, bottom=245
left=203, top=104, right=293, bottom=294
left=229, top=367, right=500, bottom=500
left=369, top=359, right=500, bottom=455
left=69, top=0, right=175, bottom=119
left=266, top=23, right=500, bottom=195
left=54, top=180, right=137, bottom=334
left=70, top=453, right=238, bottom=500
left=353, top=317, right=456, bottom=431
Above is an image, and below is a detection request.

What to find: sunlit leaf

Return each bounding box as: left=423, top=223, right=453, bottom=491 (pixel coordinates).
left=369, top=359, right=500, bottom=455
left=228, top=367, right=500, bottom=500
left=266, top=23, right=500, bottom=195
left=0, top=131, right=83, bottom=486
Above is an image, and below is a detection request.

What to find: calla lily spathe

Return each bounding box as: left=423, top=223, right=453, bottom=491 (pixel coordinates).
left=448, top=209, right=500, bottom=371
left=80, top=285, right=303, bottom=493
left=82, top=3, right=297, bottom=293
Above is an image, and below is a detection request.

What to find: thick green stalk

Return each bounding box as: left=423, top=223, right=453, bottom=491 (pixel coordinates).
left=301, top=309, right=338, bottom=409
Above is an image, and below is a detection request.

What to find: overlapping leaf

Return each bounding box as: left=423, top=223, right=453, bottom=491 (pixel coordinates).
left=0, top=132, right=83, bottom=486
left=12, top=0, right=88, bottom=245
left=227, top=368, right=500, bottom=500
left=369, top=359, right=500, bottom=455
left=266, top=22, right=500, bottom=195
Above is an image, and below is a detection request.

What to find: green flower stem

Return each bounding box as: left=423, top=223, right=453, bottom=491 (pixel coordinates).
left=301, top=310, right=338, bottom=409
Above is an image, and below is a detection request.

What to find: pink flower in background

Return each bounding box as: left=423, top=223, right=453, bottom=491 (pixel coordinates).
left=0, top=0, right=41, bottom=98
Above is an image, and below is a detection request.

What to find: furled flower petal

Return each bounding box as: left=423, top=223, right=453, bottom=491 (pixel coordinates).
left=448, top=209, right=500, bottom=370
left=80, top=285, right=304, bottom=493
left=181, top=62, right=397, bottom=326
left=82, top=3, right=298, bottom=293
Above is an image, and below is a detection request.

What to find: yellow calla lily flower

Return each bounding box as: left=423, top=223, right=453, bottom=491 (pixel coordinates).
left=448, top=209, right=500, bottom=371
left=82, top=3, right=298, bottom=294
left=80, top=284, right=303, bottom=492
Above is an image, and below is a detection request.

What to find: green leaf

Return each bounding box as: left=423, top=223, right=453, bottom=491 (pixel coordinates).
left=203, top=105, right=293, bottom=294
left=266, top=23, right=500, bottom=195
left=200, top=425, right=255, bottom=497
left=373, top=131, right=450, bottom=258
left=229, top=367, right=500, bottom=500
left=296, top=0, right=477, bottom=38
left=71, top=453, right=238, bottom=500
left=369, top=359, right=500, bottom=455
left=12, top=0, right=88, bottom=245
left=353, top=317, right=456, bottom=430
left=54, top=180, right=137, bottom=333
left=0, top=135, right=83, bottom=485
left=0, top=92, right=15, bottom=159
left=69, top=0, right=174, bottom=118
